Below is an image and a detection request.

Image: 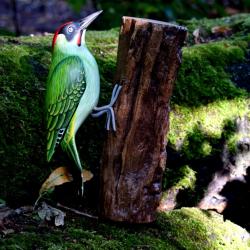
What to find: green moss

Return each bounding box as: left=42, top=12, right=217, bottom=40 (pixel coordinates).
left=179, top=13, right=250, bottom=45
left=0, top=29, right=15, bottom=36
left=157, top=208, right=250, bottom=250
left=168, top=99, right=249, bottom=159
left=172, top=40, right=248, bottom=107
left=0, top=36, right=51, bottom=204
left=163, top=165, right=196, bottom=191
left=175, top=165, right=196, bottom=190
left=1, top=208, right=249, bottom=250
left=169, top=37, right=250, bottom=160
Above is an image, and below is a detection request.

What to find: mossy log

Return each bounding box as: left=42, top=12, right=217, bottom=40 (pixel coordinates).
left=100, top=17, right=187, bottom=223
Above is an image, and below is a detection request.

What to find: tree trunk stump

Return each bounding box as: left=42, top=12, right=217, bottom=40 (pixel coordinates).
left=100, top=16, right=187, bottom=223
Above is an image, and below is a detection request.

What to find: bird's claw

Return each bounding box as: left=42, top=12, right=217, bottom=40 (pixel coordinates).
left=92, top=84, right=122, bottom=131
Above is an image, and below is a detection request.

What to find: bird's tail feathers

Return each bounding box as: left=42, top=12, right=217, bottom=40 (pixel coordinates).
left=61, top=136, right=82, bottom=171
left=61, top=136, right=84, bottom=196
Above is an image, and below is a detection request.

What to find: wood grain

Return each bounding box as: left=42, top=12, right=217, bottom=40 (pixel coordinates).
left=100, top=17, right=187, bottom=223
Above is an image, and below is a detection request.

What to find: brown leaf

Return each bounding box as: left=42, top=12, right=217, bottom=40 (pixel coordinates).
left=211, top=26, right=232, bottom=36
left=39, top=167, right=73, bottom=195
left=39, top=167, right=94, bottom=197
left=82, top=169, right=94, bottom=182
left=35, top=167, right=94, bottom=207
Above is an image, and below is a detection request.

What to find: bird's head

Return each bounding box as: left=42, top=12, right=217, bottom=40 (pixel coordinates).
left=52, top=10, right=103, bottom=51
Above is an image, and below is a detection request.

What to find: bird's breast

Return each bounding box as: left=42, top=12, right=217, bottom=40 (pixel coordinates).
left=73, top=48, right=100, bottom=133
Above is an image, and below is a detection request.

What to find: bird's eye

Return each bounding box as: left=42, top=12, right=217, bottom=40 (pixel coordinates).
left=67, top=26, right=74, bottom=33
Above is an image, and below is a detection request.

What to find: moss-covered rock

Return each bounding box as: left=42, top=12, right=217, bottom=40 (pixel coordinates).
left=179, top=13, right=250, bottom=44
left=1, top=207, right=249, bottom=250
left=162, top=15, right=250, bottom=217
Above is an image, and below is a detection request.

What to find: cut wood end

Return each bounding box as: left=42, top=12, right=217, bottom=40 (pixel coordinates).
left=122, top=16, right=187, bottom=32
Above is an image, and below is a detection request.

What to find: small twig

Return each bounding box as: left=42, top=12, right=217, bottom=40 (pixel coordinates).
left=56, top=203, right=98, bottom=220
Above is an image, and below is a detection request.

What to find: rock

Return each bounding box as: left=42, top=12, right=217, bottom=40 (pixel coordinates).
left=158, top=14, right=250, bottom=230
left=0, top=0, right=96, bottom=35
left=198, top=116, right=250, bottom=214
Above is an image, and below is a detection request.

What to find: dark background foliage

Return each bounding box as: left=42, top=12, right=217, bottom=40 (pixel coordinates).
left=1, top=0, right=250, bottom=35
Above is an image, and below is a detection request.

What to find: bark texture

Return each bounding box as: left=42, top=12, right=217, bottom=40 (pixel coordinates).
left=100, top=16, right=187, bottom=223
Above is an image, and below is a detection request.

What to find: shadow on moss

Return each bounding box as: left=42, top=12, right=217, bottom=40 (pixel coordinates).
left=221, top=167, right=250, bottom=230
left=164, top=117, right=250, bottom=231
left=1, top=207, right=249, bottom=250
left=164, top=118, right=239, bottom=205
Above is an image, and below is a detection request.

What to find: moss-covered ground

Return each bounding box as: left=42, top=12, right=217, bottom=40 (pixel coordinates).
left=1, top=207, right=249, bottom=250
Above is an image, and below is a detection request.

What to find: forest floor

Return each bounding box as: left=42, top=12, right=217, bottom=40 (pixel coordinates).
left=1, top=204, right=249, bottom=250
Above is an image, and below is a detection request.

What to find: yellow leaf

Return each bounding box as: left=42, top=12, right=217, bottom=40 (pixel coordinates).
left=82, top=169, right=94, bottom=182
left=39, top=167, right=73, bottom=195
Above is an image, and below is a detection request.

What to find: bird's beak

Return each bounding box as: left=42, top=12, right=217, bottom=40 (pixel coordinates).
left=79, top=10, right=103, bottom=30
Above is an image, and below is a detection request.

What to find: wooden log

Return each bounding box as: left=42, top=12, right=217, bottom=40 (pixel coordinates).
left=100, top=16, right=187, bottom=223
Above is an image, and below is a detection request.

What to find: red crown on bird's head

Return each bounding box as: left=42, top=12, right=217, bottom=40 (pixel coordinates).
left=52, top=21, right=73, bottom=49
left=52, top=11, right=103, bottom=50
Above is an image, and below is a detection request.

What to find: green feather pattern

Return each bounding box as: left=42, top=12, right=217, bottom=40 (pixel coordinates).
left=46, top=56, right=86, bottom=161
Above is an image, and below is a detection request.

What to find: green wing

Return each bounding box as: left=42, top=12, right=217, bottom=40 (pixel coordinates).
left=46, top=56, right=86, bottom=161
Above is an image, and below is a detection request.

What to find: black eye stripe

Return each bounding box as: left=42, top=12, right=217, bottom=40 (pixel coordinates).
left=59, top=24, right=76, bottom=41
left=58, top=22, right=80, bottom=42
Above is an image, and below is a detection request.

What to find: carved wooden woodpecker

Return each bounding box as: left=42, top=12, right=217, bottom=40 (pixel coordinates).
left=45, top=10, right=121, bottom=194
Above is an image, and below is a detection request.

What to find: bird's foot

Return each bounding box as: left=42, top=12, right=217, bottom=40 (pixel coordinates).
left=91, top=84, right=122, bottom=131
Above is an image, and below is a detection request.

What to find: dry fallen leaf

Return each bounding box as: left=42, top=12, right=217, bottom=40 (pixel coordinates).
left=39, top=167, right=73, bottom=195
left=211, top=26, right=232, bottom=36
left=39, top=167, right=94, bottom=195
left=35, top=167, right=94, bottom=207
left=82, top=169, right=94, bottom=182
